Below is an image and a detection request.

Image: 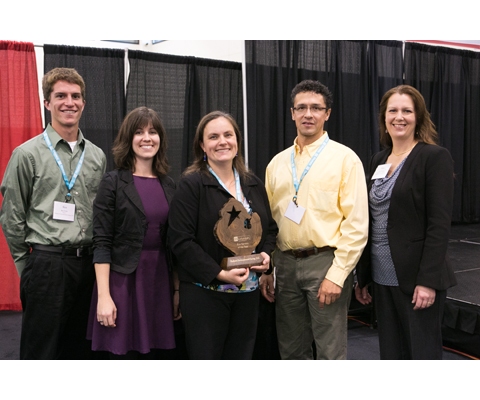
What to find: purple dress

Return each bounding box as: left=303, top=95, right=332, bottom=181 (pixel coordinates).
left=87, top=176, right=175, bottom=354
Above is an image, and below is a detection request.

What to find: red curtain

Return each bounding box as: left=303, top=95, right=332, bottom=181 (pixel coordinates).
left=0, top=41, right=42, bottom=310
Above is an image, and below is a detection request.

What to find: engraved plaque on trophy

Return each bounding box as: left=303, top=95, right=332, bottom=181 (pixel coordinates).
left=214, top=197, right=264, bottom=270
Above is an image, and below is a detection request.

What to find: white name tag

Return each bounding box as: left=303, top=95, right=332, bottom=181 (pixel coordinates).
left=371, top=164, right=392, bottom=180
left=53, top=201, right=75, bottom=222
left=284, top=200, right=306, bottom=224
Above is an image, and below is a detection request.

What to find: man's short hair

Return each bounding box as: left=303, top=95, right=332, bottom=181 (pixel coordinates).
left=291, top=80, right=333, bottom=110
left=42, top=68, right=86, bottom=102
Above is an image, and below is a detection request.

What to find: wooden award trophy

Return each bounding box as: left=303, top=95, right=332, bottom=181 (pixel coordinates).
left=214, top=198, right=264, bottom=270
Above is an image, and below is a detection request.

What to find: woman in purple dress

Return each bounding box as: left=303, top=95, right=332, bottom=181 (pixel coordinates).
left=87, top=107, right=180, bottom=359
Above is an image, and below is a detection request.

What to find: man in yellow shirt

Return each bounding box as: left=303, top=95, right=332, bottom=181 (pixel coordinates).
left=261, top=80, right=368, bottom=359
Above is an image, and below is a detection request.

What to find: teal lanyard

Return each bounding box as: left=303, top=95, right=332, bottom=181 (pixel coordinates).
left=291, top=135, right=329, bottom=205
left=43, top=130, right=85, bottom=202
left=207, top=166, right=251, bottom=214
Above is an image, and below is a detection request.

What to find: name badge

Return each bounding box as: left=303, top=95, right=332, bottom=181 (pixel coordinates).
left=53, top=201, right=75, bottom=222
left=285, top=201, right=306, bottom=224
left=371, top=164, right=391, bottom=180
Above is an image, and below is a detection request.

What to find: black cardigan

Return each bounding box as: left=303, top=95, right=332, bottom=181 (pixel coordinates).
left=356, top=142, right=457, bottom=294
left=92, top=169, right=176, bottom=274
left=167, top=170, right=278, bottom=286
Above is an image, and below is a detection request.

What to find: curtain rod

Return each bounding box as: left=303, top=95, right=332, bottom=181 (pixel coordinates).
left=33, top=43, right=129, bottom=53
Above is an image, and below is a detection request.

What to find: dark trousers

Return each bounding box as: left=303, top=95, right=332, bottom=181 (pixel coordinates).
left=253, top=296, right=280, bottom=360
left=20, top=249, right=95, bottom=359
left=180, top=282, right=259, bottom=360
left=374, top=282, right=447, bottom=360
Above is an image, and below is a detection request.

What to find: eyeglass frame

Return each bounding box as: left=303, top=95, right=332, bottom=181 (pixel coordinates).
left=292, top=104, right=329, bottom=115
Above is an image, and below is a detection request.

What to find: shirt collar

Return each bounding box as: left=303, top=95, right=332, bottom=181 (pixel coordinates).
left=293, top=131, right=329, bottom=157
left=45, top=123, right=85, bottom=148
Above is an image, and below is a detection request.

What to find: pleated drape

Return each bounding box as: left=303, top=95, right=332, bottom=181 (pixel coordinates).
left=0, top=41, right=43, bottom=310
left=126, top=51, right=243, bottom=181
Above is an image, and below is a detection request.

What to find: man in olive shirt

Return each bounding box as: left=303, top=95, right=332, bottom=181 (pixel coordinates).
left=0, top=68, right=106, bottom=359
left=261, top=80, right=368, bottom=359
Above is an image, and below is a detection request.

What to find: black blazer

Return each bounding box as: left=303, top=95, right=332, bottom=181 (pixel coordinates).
left=93, top=169, right=176, bottom=274
left=356, top=142, right=456, bottom=294
left=168, top=170, right=278, bottom=286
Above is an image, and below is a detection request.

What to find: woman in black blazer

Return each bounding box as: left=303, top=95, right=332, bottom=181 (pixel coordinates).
left=87, top=107, right=180, bottom=358
left=168, top=111, right=278, bottom=359
left=355, top=85, right=456, bottom=359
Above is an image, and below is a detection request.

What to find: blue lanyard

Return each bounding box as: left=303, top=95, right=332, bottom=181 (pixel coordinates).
left=291, top=135, right=329, bottom=205
left=43, top=130, right=85, bottom=201
left=208, top=166, right=251, bottom=214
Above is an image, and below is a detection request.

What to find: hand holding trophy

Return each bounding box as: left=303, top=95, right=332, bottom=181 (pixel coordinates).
left=214, top=198, right=264, bottom=270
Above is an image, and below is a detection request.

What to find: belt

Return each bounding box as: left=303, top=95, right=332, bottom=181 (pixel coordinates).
left=283, top=246, right=336, bottom=259
left=32, top=244, right=93, bottom=257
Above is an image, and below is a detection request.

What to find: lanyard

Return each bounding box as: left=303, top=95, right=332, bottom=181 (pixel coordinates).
left=208, top=166, right=251, bottom=213
left=43, top=130, right=85, bottom=201
left=291, top=135, right=329, bottom=205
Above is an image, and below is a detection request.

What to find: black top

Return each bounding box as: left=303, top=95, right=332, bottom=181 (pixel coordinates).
left=168, top=170, right=278, bottom=286
left=356, top=142, right=457, bottom=294
left=93, top=169, right=176, bottom=274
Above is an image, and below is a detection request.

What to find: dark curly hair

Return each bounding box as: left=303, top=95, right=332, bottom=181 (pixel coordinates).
left=291, top=80, right=333, bottom=109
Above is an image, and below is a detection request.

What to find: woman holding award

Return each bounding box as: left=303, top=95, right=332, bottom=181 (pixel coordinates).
left=168, top=111, right=278, bottom=359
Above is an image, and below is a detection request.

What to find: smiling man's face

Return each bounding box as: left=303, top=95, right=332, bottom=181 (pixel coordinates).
left=44, top=80, right=85, bottom=134
left=291, top=91, right=331, bottom=145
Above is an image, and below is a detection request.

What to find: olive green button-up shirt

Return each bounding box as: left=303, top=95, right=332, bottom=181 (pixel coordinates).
left=0, top=124, right=106, bottom=275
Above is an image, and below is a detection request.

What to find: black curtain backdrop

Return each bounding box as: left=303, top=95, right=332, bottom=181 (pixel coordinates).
left=43, top=45, right=126, bottom=172
left=246, top=40, right=479, bottom=223
left=126, top=51, right=243, bottom=181
left=367, top=41, right=404, bottom=155
left=405, top=42, right=480, bottom=223
left=245, top=40, right=404, bottom=179
left=40, top=41, right=479, bottom=222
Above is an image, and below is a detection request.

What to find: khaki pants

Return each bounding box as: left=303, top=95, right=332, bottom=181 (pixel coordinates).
left=274, top=248, right=353, bottom=360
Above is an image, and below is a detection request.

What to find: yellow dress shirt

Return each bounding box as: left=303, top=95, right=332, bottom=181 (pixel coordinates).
left=265, top=133, right=369, bottom=287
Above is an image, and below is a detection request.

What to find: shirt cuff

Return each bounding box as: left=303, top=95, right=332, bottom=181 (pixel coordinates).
left=325, top=265, right=352, bottom=288
left=93, top=247, right=112, bottom=265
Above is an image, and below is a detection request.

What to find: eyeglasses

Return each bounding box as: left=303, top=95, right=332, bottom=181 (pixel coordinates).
left=292, top=105, right=328, bottom=115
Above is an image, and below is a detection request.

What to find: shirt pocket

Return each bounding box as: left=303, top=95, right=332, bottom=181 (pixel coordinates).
left=307, top=181, right=338, bottom=214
